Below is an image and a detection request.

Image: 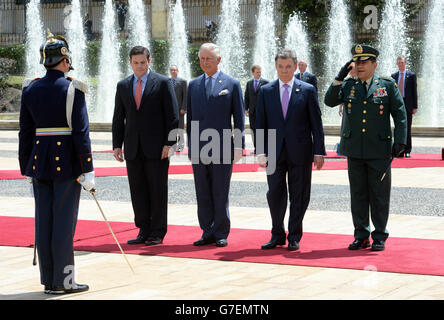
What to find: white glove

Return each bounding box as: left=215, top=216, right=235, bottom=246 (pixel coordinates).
left=78, top=171, right=95, bottom=191
left=25, top=176, right=34, bottom=197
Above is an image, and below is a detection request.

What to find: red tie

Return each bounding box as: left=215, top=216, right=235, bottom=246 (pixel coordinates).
left=135, top=78, right=142, bottom=110
left=398, top=72, right=404, bottom=97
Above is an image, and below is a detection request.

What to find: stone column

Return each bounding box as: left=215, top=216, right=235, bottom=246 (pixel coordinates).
left=151, top=0, right=168, bottom=39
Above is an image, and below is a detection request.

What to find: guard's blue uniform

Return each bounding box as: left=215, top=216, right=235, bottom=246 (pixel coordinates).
left=18, top=69, right=93, bottom=288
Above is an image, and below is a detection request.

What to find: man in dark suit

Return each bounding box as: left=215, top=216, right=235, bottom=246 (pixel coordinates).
left=295, top=59, right=318, bottom=93
left=256, top=49, right=326, bottom=251
left=391, top=56, right=418, bottom=158
left=244, top=65, right=268, bottom=154
left=19, top=32, right=94, bottom=294
left=169, top=64, right=188, bottom=151
left=112, top=46, right=178, bottom=246
left=187, top=43, right=245, bottom=247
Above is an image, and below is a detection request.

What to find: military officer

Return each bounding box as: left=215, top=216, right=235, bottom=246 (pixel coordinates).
left=19, top=31, right=95, bottom=294
left=324, top=44, right=407, bottom=251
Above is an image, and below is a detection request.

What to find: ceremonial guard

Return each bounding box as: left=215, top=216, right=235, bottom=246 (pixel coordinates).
left=18, top=31, right=95, bottom=294
left=324, top=45, right=407, bottom=251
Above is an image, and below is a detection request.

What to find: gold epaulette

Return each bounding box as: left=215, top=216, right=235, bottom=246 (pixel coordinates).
left=22, top=77, right=40, bottom=89
left=66, top=76, right=89, bottom=94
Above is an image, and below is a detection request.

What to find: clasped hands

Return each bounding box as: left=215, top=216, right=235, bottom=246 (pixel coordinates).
left=257, top=154, right=325, bottom=170
left=113, top=146, right=173, bottom=162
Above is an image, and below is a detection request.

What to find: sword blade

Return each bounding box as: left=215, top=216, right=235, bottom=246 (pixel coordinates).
left=90, top=190, right=135, bottom=274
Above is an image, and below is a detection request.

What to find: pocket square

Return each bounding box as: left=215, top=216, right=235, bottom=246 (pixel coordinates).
left=218, top=89, right=229, bottom=96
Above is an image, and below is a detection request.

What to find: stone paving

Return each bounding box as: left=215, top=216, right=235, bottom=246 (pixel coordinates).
left=1, top=129, right=444, bottom=301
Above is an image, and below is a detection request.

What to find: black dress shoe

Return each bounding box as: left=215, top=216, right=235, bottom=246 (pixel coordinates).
left=371, top=239, right=385, bottom=251
left=261, top=238, right=286, bottom=249
left=145, top=237, right=163, bottom=246
left=49, top=283, right=89, bottom=295
left=348, top=239, right=370, bottom=250
left=193, top=237, right=215, bottom=246
left=215, top=239, right=228, bottom=247
left=405, top=153, right=411, bottom=158
left=127, top=235, right=147, bottom=245
left=288, top=240, right=299, bottom=251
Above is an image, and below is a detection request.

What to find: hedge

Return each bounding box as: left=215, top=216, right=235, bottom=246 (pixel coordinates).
left=0, top=39, right=424, bottom=79
left=0, top=39, right=203, bottom=78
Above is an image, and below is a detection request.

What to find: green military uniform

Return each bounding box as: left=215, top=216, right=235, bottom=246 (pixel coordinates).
left=324, top=45, right=407, bottom=244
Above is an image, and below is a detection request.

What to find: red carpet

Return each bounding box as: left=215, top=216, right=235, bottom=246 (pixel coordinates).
left=1, top=153, right=443, bottom=180
left=1, top=216, right=444, bottom=276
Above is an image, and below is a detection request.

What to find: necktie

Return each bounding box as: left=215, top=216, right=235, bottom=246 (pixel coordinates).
left=206, top=76, right=212, bottom=100
left=135, top=78, right=142, bottom=110
left=282, top=84, right=290, bottom=119
left=254, top=79, right=258, bottom=92
left=363, top=81, right=367, bottom=95
left=398, top=73, right=404, bottom=97
left=172, top=78, right=176, bottom=86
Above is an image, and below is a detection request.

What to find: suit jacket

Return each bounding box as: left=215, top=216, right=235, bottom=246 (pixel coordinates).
left=19, top=70, right=93, bottom=179
left=295, top=72, right=318, bottom=93
left=324, top=74, right=407, bottom=165
left=112, top=71, right=179, bottom=161
left=244, top=78, right=269, bottom=117
left=186, top=71, right=245, bottom=163
left=390, top=70, right=418, bottom=113
left=171, top=77, right=187, bottom=111
left=256, top=78, right=326, bottom=166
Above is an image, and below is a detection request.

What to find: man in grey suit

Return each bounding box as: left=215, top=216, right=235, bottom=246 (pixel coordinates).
left=391, top=56, right=418, bottom=158
left=295, top=59, right=318, bottom=93
left=169, top=65, right=188, bottom=151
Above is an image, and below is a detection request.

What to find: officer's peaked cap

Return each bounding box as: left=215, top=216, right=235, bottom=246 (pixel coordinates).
left=351, top=44, right=379, bottom=62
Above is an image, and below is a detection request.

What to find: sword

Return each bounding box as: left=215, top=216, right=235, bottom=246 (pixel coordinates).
left=381, top=156, right=394, bottom=181
left=89, top=188, right=135, bottom=274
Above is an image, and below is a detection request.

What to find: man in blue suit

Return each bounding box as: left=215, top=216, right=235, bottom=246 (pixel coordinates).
left=186, top=43, right=245, bottom=247
left=256, top=49, right=326, bottom=251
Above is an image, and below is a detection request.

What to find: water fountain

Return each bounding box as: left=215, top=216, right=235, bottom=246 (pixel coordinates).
left=322, top=0, right=352, bottom=124
left=126, top=0, right=151, bottom=76
left=18, top=0, right=443, bottom=128
left=168, top=0, right=191, bottom=81
left=216, top=0, right=246, bottom=80
left=284, top=12, right=312, bottom=71
left=24, top=0, right=45, bottom=78
left=252, top=0, right=277, bottom=81
left=65, top=0, right=91, bottom=107
left=95, top=0, right=122, bottom=122
left=418, top=0, right=444, bottom=126
left=377, top=0, right=409, bottom=77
